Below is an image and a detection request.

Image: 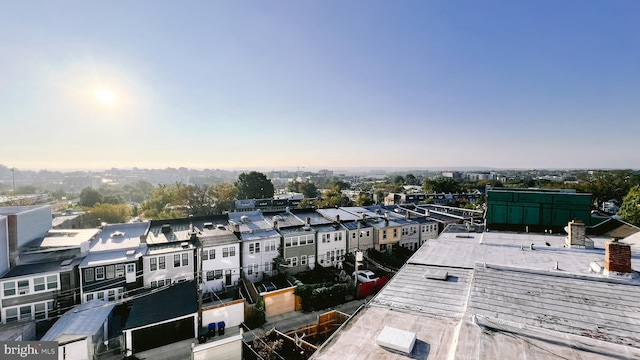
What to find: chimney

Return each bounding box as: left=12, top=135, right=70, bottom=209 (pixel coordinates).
left=306, top=217, right=311, bottom=225
left=273, top=220, right=278, bottom=230
left=336, top=214, right=340, bottom=223
left=565, top=220, right=588, bottom=248
left=605, top=239, right=632, bottom=274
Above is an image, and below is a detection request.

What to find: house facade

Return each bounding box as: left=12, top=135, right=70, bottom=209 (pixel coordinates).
left=0, top=260, right=79, bottom=324
left=229, top=211, right=280, bottom=282
left=197, top=221, right=241, bottom=294
left=143, top=222, right=197, bottom=287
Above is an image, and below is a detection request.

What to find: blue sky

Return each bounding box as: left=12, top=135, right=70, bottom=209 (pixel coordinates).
left=1, top=1, right=638, bottom=171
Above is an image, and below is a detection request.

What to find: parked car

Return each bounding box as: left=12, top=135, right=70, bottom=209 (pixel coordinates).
left=354, top=270, right=379, bottom=283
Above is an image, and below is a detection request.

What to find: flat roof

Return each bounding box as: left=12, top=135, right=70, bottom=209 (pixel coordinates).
left=312, top=229, right=640, bottom=359
left=40, top=229, right=100, bottom=247
left=316, top=208, right=360, bottom=222
left=1, top=259, right=80, bottom=279
left=80, top=246, right=146, bottom=268
left=90, top=222, right=150, bottom=252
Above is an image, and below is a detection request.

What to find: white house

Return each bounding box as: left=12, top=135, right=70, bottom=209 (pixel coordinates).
left=228, top=211, right=280, bottom=283
left=197, top=222, right=241, bottom=294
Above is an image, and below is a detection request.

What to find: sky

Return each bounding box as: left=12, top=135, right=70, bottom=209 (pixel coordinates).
left=1, top=1, right=639, bottom=171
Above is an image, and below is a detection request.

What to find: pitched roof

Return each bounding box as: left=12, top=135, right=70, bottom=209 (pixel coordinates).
left=123, top=280, right=197, bottom=330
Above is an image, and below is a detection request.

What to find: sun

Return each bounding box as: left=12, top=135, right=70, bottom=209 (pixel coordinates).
left=94, top=88, right=116, bottom=105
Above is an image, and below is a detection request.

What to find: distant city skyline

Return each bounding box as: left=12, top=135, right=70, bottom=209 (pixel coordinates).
left=2, top=1, right=639, bottom=170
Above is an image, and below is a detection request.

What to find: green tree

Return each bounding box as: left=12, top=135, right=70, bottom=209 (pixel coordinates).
left=316, top=186, right=352, bottom=208
left=79, top=187, right=102, bottom=207
left=83, top=203, right=132, bottom=225
left=422, top=178, right=461, bottom=194
left=287, top=180, right=318, bottom=198
left=405, top=174, right=418, bottom=185
left=619, top=185, right=640, bottom=226
left=235, top=171, right=274, bottom=199
left=392, top=175, right=405, bottom=185
left=354, top=194, right=374, bottom=206
left=140, top=183, right=188, bottom=219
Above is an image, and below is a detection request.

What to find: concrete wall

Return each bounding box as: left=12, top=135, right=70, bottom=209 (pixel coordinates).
left=15, top=205, right=52, bottom=247
left=192, top=334, right=242, bottom=360
left=202, top=299, right=244, bottom=329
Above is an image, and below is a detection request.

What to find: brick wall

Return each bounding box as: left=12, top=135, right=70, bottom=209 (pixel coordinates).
left=605, top=241, right=632, bottom=274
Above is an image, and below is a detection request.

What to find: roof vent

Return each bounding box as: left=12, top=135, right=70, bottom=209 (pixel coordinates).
left=181, top=242, right=189, bottom=249
left=126, top=249, right=135, bottom=256
left=241, top=215, right=249, bottom=223
left=423, top=269, right=448, bottom=280
left=161, top=224, right=171, bottom=233
left=111, top=231, right=125, bottom=237
left=203, top=222, right=213, bottom=229
left=376, top=326, right=416, bottom=355
left=216, top=224, right=225, bottom=230
left=60, top=259, right=73, bottom=267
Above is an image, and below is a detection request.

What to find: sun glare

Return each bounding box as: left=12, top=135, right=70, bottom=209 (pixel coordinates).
left=94, top=88, right=116, bottom=105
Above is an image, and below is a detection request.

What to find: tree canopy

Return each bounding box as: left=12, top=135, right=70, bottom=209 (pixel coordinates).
left=235, top=171, right=274, bottom=199
left=79, top=187, right=102, bottom=207
left=287, top=180, right=318, bottom=198
left=619, top=185, right=640, bottom=227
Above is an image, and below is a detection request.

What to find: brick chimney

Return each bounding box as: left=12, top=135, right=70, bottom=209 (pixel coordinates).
left=605, top=239, right=632, bottom=274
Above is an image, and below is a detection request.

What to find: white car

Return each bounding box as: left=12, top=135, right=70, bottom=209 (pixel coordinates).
left=354, top=270, right=379, bottom=283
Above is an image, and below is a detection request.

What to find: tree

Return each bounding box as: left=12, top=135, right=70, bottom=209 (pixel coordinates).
left=316, top=186, right=352, bottom=208
left=83, top=203, right=132, bottom=225
left=210, top=183, right=238, bottom=213
left=140, top=183, right=188, bottom=219
left=287, top=180, right=318, bottom=198
left=619, top=185, right=640, bottom=226
left=354, top=194, right=374, bottom=206
left=79, top=187, right=102, bottom=207
left=405, top=174, right=418, bottom=185
left=392, top=175, right=405, bottom=185
left=235, top=171, right=274, bottom=199
left=422, top=178, right=461, bottom=194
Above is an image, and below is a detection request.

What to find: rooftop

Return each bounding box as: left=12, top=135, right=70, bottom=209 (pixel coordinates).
left=41, top=300, right=115, bottom=342
left=39, top=229, right=100, bottom=248
left=89, top=222, right=150, bottom=252
left=312, top=228, right=640, bottom=359
left=1, top=258, right=80, bottom=279
left=124, top=280, right=198, bottom=330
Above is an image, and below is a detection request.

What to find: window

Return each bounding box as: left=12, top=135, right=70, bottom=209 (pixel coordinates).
left=86, top=294, right=94, bottom=302
left=206, top=271, right=215, bottom=281
left=366, top=230, right=370, bottom=236
left=85, top=268, right=94, bottom=282
left=157, top=279, right=164, bottom=287
left=116, top=265, right=125, bottom=278
left=159, top=256, right=166, bottom=269
left=47, top=275, right=57, bottom=290
left=3, top=282, right=15, bottom=297
left=352, top=232, right=356, bottom=239
left=174, top=254, right=180, bottom=267
left=127, top=264, right=135, bottom=273
left=326, top=251, right=330, bottom=262
left=393, top=229, right=398, bottom=237
left=20, top=306, right=31, bottom=321
left=267, top=240, right=276, bottom=252
left=249, top=243, right=254, bottom=253
left=291, top=257, right=298, bottom=267
left=285, top=238, right=292, bottom=247
left=18, top=280, right=29, bottom=295
left=291, top=237, right=298, bottom=247
left=34, top=277, right=45, bottom=292
left=95, top=267, right=105, bottom=280
left=247, top=264, right=254, bottom=275
left=215, top=270, right=223, bottom=279
left=300, top=236, right=307, bottom=245
left=253, top=264, right=259, bottom=275
left=97, top=292, right=104, bottom=300
left=264, top=262, right=272, bottom=272
left=223, top=247, right=229, bottom=257
left=182, top=253, right=189, bottom=266
left=255, top=243, right=261, bottom=253
left=106, top=265, right=115, bottom=279
left=202, top=250, right=208, bottom=260
left=382, top=230, right=387, bottom=239
left=230, top=247, right=236, bottom=256
left=5, top=308, right=18, bottom=323
left=108, top=290, right=115, bottom=301
left=34, top=303, right=46, bottom=320
left=150, top=258, right=157, bottom=271
left=151, top=281, right=158, bottom=288
left=301, top=255, right=307, bottom=266
left=209, top=250, right=215, bottom=259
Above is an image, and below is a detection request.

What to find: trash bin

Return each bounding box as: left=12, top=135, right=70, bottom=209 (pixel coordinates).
left=207, top=323, right=216, bottom=338
left=217, top=321, right=225, bottom=336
